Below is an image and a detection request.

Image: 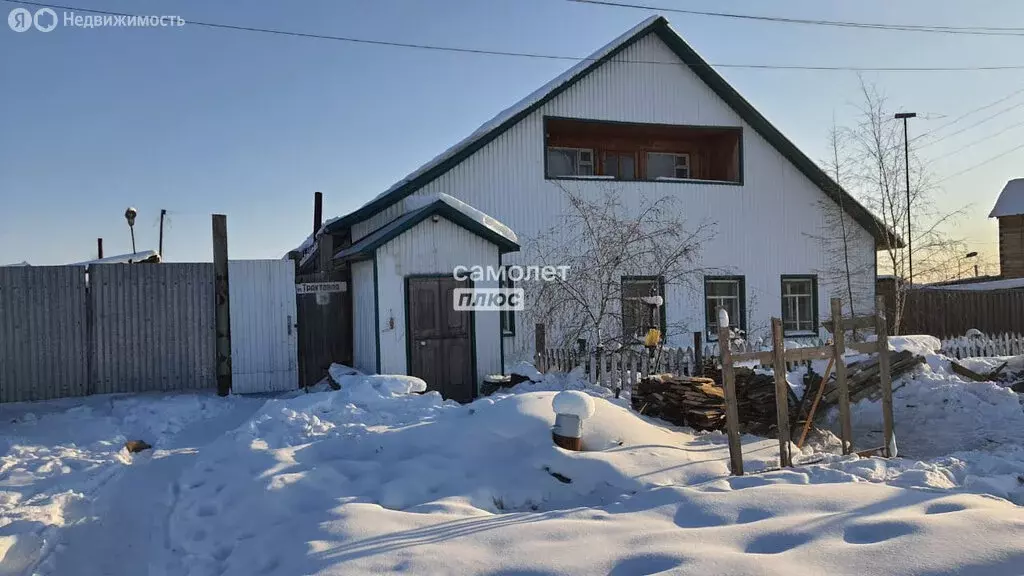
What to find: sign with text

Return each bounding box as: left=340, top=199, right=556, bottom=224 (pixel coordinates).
left=296, top=282, right=347, bottom=295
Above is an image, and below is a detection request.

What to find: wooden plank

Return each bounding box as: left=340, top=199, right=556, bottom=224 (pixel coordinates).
left=782, top=347, right=833, bottom=362
left=212, top=214, right=232, bottom=397
left=832, top=298, right=853, bottom=455
left=822, top=315, right=875, bottom=332
left=876, top=296, right=895, bottom=458
left=848, top=341, right=878, bottom=354
left=771, top=318, right=792, bottom=467
left=731, top=350, right=773, bottom=364
left=719, top=322, right=743, bottom=476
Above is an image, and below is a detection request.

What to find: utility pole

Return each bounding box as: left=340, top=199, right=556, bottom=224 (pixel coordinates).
left=158, top=209, right=167, bottom=259
left=895, top=112, right=916, bottom=284
left=124, top=207, right=138, bottom=254
left=212, top=214, right=232, bottom=396
left=96, top=238, right=103, bottom=259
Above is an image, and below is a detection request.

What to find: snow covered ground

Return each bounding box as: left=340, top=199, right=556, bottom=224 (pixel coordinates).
left=2, top=349, right=1024, bottom=575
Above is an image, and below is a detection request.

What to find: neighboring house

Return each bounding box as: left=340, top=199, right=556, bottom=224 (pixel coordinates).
left=990, top=178, right=1024, bottom=279
left=292, top=16, right=896, bottom=399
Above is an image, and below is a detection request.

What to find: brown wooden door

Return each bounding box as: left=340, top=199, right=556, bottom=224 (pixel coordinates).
left=407, top=276, right=474, bottom=402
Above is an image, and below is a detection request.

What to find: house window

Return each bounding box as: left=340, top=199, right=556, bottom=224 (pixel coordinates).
left=647, top=152, right=690, bottom=179
left=621, top=276, right=666, bottom=343
left=603, top=151, right=636, bottom=180
left=500, top=268, right=516, bottom=336
left=544, top=117, right=742, bottom=183
left=546, top=147, right=594, bottom=177
left=705, top=276, right=745, bottom=338
left=781, top=275, right=818, bottom=335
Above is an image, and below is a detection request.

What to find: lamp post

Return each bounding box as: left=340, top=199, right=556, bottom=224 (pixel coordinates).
left=124, top=207, right=138, bottom=254
left=959, top=251, right=978, bottom=279
left=895, top=112, right=917, bottom=284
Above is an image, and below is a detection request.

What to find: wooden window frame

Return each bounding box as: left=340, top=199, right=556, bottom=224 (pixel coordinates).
left=543, top=117, right=744, bottom=186
left=780, top=274, right=818, bottom=336
left=545, top=146, right=594, bottom=178
left=621, top=275, right=667, bottom=344
left=704, top=275, right=746, bottom=340
left=646, top=151, right=691, bottom=180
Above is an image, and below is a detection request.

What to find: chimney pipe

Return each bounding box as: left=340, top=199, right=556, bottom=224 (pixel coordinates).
left=97, top=238, right=103, bottom=259
left=313, top=191, right=323, bottom=235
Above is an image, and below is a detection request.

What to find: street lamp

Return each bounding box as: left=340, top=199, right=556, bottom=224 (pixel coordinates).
left=124, top=207, right=138, bottom=254
left=958, top=251, right=978, bottom=279
left=895, top=112, right=917, bottom=284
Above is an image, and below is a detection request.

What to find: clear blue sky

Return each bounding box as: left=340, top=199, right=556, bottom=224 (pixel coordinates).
left=1, top=0, right=1022, bottom=267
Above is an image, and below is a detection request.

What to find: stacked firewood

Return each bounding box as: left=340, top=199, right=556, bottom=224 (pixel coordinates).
left=631, top=368, right=797, bottom=435
left=817, top=350, right=924, bottom=408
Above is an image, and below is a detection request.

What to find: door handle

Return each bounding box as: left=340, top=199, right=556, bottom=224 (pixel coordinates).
left=419, top=341, right=427, bottom=347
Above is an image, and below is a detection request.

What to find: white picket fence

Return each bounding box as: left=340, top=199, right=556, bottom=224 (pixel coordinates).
left=939, top=333, right=1024, bottom=359
left=535, top=338, right=827, bottom=389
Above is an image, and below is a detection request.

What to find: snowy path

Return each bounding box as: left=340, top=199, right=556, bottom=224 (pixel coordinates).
left=41, top=400, right=263, bottom=576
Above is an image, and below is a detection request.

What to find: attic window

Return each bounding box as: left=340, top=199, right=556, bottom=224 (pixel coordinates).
left=546, top=147, right=594, bottom=177
left=544, top=117, right=741, bottom=183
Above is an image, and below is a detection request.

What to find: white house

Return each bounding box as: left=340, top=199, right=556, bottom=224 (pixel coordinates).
left=293, top=16, right=897, bottom=400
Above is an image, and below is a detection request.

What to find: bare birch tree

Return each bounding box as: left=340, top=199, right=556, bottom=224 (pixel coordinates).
left=523, top=182, right=716, bottom=350
left=836, top=79, right=968, bottom=333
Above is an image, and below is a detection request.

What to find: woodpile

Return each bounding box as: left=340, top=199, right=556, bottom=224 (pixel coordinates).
left=631, top=368, right=798, bottom=436
left=816, top=350, right=924, bottom=408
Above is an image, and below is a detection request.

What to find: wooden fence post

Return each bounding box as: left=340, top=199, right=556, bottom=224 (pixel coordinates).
left=718, top=319, right=743, bottom=476
left=830, top=298, right=852, bottom=454
left=212, top=214, right=231, bottom=397
left=693, top=331, right=703, bottom=375
left=535, top=324, right=546, bottom=372
left=876, top=295, right=895, bottom=457
left=770, top=318, right=792, bottom=467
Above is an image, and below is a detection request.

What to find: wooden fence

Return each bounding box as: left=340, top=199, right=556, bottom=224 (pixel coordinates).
left=894, top=286, right=1024, bottom=338
left=534, top=337, right=827, bottom=391
left=939, top=333, right=1024, bottom=359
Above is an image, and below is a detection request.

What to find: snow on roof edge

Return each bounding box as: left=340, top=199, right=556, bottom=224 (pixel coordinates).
left=989, top=178, right=1024, bottom=218
left=359, top=16, right=661, bottom=210
left=406, top=193, right=518, bottom=245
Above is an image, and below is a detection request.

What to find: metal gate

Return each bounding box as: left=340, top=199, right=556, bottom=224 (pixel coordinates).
left=228, top=260, right=299, bottom=394
left=295, top=270, right=351, bottom=387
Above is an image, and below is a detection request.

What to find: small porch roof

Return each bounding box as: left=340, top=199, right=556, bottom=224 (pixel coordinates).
left=333, top=194, right=519, bottom=262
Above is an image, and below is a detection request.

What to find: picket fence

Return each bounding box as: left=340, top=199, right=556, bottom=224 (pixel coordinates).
left=535, top=338, right=827, bottom=388
left=939, top=333, right=1024, bottom=359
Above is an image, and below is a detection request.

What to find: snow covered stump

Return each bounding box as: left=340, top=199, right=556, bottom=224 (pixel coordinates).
left=551, top=391, right=595, bottom=451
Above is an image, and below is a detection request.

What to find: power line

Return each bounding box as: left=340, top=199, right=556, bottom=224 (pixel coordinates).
left=6, top=0, right=1024, bottom=72
left=918, top=99, right=1024, bottom=149
left=913, top=86, right=1024, bottom=142
left=926, top=118, right=1024, bottom=164
left=936, top=141, right=1024, bottom=183
left=567, top=0, right=1024, bottom=37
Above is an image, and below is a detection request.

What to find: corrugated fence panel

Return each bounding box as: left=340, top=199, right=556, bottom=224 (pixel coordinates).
left=90, top=263, right=216, bottom=394
left=0, top=266, right=88, bottom=402
left=229, top=260, right=298, bottom=394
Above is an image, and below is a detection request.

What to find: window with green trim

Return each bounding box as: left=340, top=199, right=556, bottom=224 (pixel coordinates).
left=781, top=275, right=818, bottom=335
left=705, top=276, right=745, bottom=338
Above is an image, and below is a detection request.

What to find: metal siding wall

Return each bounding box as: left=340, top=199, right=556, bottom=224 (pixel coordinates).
left=359, top=32, right=878, bottom=354
left=351, top=260, right=376, bottom=374
left=228, top=260, right=298, bottom=394
left=0, top=266, right=88, bottom=403
left=375, top=217, right=502, bottom=383
left=90, top=263, right=216, bottom=395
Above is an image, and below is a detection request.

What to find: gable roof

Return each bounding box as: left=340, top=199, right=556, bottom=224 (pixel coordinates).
left=333, top=193, right=519, bottom=262
left=325, top=16, right=899, bottom=249
left=989, top=178, right=1024, bottom=218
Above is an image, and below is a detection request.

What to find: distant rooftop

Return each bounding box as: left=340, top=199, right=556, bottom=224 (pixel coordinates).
left=989, top=178, right=1024, bottom=218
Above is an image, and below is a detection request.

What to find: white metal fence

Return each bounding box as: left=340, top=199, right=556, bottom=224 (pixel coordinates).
left=939, top=333, right=1024, bottom=359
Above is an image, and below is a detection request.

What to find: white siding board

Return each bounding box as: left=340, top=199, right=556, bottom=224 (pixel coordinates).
left=374, top=217, right=502, bottom=386
left=351, top=259, right=376, bottom=374
left=347, top=32, right=877, bottom=354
